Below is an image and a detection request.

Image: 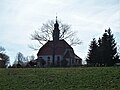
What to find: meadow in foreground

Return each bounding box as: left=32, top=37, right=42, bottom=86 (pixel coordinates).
left=0, top=67, right=120, bottom=90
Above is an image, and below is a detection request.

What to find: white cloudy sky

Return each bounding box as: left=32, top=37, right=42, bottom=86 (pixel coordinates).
left=0, top=0, right=120, bottom=64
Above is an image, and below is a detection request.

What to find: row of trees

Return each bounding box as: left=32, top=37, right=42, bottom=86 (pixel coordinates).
left=86, top=28, right=119, bottom=66
left=0, top=47, right=36, bottom=68
left=0, top=20, right=120, bottom=67
left=11, top=52, right=35, bottom=68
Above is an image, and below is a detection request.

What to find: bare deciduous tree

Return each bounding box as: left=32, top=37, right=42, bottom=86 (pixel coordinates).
left=15, top=52, right=25, bottom=65
left=30, top=20, right=82, bottom=50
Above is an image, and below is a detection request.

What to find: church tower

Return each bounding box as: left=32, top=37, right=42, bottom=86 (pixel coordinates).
left=53, top=17, right=60, bottom=41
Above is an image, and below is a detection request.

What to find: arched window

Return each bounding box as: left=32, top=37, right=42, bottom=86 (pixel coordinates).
left=57, top=56, right=60, bottom=66
left=47, top=57, right=50, bottom=65
left=72, top=59, right=74, bottom=65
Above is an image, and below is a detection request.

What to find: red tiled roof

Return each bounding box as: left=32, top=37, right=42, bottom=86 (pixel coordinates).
left=37, top=40, right=73, bottom=56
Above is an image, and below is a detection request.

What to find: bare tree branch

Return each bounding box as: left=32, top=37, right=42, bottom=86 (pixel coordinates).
left=69, top=37, right=82, bottom=46
left=30, top=20, right=82, bottom=50
left=28, top=44, right=40, bottom=51
left=59, top=24, right=71, bottom=39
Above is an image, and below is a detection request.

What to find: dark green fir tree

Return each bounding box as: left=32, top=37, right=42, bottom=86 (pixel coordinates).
left=100, top=28, right=119, bottom=66
left=86, top=38, right=98, bottom=66
left=86, top=28, right=119, bottom=66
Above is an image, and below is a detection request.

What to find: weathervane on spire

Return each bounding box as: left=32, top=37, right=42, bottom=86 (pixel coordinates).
left=56, top=16, right=57, bottom=20
left=56, top=13, right=58, bottom=22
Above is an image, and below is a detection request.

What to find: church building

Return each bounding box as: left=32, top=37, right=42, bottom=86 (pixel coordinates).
left=37, top=18, right=82, bottom=67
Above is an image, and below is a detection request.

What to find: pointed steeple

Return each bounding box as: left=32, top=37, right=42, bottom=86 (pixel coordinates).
left=54, top=16, right=59, bottom=29
left=53, top=16, right=60, bottom=41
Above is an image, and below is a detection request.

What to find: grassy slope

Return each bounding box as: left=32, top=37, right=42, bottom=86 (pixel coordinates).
left=0, top=67, right=120, bottom=90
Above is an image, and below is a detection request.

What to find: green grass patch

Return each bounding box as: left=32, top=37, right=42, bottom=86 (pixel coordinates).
left=0, top=67, right=120, bottom=90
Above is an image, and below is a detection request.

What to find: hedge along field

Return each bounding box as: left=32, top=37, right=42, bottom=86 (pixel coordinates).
left=0, top=67, right=120, bottom=90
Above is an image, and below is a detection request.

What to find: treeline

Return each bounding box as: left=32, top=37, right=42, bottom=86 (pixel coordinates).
left=9, top=52, right=36, bottom=68
left=86, top=28, right=120, bottom=66
left=9, top=52, right=46, bottom=68
left=0, top=48, right=38, bottom=68
left=0, top=28, right=120, bottom=68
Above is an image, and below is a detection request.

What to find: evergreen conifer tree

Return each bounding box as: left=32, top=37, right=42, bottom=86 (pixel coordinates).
left=86, top=28, right=119, bottom=66
left=106, top=28, right=119, bottom=65
left=99, top=28, right=119, bottom=66
left=97, top=38, right=103, bottom=66
left=86, top=38, right=98, bottom=66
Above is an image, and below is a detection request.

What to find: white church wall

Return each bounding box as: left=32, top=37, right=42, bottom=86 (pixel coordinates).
left=38, top=55, right=63, bottom=66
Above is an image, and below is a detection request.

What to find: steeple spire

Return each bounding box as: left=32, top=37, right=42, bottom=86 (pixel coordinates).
left=53, top=16, right=60, bottom=41
left=56, top=16, right=58, bottom=22
left=54, top=16, right=59, bottom=29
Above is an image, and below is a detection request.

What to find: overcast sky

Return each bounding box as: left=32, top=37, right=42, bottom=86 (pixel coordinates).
left=0, top=0, right=120, bottom=64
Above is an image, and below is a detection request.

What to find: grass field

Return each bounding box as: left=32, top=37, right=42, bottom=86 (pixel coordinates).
left=0, top=67, right=120, bottom=90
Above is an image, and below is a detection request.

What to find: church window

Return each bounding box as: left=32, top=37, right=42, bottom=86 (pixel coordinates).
left=57, top=56, right=60, bottom=65
left=47, top=57, right=50, bottom=65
